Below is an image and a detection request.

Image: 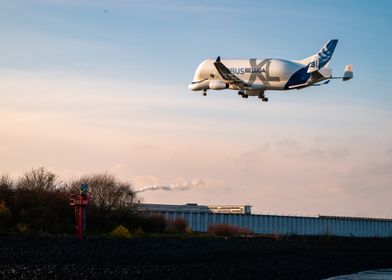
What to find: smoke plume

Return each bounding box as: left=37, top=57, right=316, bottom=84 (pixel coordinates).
left=135, top=178, right=205, bottom=193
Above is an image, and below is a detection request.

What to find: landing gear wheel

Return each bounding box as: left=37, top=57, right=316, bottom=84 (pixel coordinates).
left=242, top=94, right=248, bottom=99
left=203, top=90, right=207, bottom=96
left=238, top=91, right=244, bottom=96
left=258, top=92, right=268, bottom=102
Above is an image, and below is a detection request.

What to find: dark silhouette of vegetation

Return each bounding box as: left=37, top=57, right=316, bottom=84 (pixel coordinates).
left=0, top=175, right=13, bottom=207
left=0, top=201, right=13, bottom=228
left=168, top=218, right=189, bottom=234
left=1, top=168, right=73, bottom=234
left=0, top=167, right=171, bottom=236
left=17, top=167, right=61, bottom=191
left=67, top=173, right=136, bottom=210
left=208, top=224, right=253, bottom=236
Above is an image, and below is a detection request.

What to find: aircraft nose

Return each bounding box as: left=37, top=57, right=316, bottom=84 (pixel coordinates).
left=188, top=79, right=208, bottom=91
left=188, top=83, right=196, bottom=90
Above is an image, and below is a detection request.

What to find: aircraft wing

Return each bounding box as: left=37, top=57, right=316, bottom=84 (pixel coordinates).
left=213, top=57, right=250, bottom=89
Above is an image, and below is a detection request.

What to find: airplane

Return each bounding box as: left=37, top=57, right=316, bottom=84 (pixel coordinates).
left=188, top=39, right=353, bottom=102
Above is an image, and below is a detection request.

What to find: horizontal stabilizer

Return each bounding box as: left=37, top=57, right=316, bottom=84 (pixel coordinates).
left=311, top=80, right=330, bottom=86
left=288, top=82, right=308, bottom=89
left=317, top=63, right=332, bottom=78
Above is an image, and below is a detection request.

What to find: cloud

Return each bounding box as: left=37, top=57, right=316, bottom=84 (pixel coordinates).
left=327, top=146, right=350, bottom=158
left=276, top=138, right=301, bottom=150
left=303, top=148, right=326, bottom=159
left=302, top=146, right=350, bottom=159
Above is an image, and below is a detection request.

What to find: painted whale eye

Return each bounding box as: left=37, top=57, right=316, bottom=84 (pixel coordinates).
left=210, top=74, right=215, bottom=78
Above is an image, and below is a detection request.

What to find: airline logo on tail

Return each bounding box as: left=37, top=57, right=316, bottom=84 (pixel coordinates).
left=317, top=39, right=338, bottom=68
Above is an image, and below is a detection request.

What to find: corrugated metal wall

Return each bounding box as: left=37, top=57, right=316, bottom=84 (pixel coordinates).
left=161, top=212, right=392, bottom=238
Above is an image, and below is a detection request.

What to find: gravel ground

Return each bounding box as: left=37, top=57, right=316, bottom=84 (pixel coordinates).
left=0, top=236, right=391, bottom=280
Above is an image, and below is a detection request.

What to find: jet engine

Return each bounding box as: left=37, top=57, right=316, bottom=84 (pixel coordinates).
left=209, top=80, right=229, bottom=90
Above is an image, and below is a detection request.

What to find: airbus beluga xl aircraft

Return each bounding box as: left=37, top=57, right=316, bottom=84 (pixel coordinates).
left=188, top=39, right=353, bottom=102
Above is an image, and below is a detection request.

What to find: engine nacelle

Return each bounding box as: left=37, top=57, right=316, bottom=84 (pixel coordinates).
left=209, top=80, right=229, bottom=90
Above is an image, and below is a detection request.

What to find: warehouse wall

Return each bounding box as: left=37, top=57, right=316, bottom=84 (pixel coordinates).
left=161, top=212, right=392, bottom=238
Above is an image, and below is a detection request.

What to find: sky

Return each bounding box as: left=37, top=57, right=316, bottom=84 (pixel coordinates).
left=0, top=0, right=391, bottom=218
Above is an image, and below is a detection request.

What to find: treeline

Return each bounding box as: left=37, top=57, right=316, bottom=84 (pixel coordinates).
left=0, top=167, right=167, bottom=235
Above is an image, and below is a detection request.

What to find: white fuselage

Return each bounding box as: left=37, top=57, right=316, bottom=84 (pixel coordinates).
left=189, top=58, right=309, bottom=94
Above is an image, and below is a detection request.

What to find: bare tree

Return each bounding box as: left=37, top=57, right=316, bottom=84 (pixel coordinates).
left=0, top=174, right=13, bottom=191
left=68, top=173, right=137, bottom=210
left=0, top=174, right=14, bottom=204
left=17, top=167, right=61, bottom=191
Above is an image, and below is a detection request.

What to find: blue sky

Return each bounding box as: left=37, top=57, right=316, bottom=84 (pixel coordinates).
left=0, top=0, right=391, bottom=217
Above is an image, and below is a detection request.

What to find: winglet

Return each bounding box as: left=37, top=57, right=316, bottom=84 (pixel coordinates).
left=216, top=56, right=221, bottom=62
left=343, top=64, right=353, bottom=81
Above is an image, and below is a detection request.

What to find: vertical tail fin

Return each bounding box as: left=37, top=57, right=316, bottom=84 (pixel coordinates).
left=317, top=39, right=338, bottom=68
left=302, top=39, right=338, bottom=71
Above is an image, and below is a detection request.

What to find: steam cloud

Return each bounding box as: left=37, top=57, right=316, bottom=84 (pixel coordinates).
left=135, top=178, right=205, bottom=193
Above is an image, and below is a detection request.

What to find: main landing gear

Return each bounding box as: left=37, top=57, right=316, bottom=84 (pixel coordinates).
left=258, top=92, right=268, bottom=102
left=203, top=89, right=207, bottom=96
left=238, top=90, right=268, bottom=102
left=238, top=91, right=248, bottom=98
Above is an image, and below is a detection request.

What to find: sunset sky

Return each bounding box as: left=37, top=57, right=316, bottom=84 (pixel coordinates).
left=0, top=0, right=391, bottom=217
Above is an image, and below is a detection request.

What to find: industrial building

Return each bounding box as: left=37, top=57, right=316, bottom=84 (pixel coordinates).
left=134, top=203, right=252, bottom=215
left=135, top=203, right=392, bottom=238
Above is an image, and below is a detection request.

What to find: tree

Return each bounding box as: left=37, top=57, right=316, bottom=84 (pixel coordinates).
left=0, top=200, right=13, bottom=228
left=17, top=167, right=61, bottom=191
left=0, top=175, right=14, bottom=207
left=0, top=174, right=13, bottom=190
left=68, top=173, right=137, bottom=210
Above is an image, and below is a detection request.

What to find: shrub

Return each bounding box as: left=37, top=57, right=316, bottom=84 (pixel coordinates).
left=111, top=225, right=131, bottom=238
left=272, top=231, right=282, bottom=241
left=168, top=218, right=188, bottom=234
left=16, top=223, right=30, bottom=234
left=10, top=188, right=74, bottom=234
left=134, top=227, right=145, bottom=237
left=0, top=201, right=13, bottom=227
left=208, top=224, right=253, bottom=237
left=0, top=175, right=13, bottom=201
left=141, top=215, right=168, bottom=233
